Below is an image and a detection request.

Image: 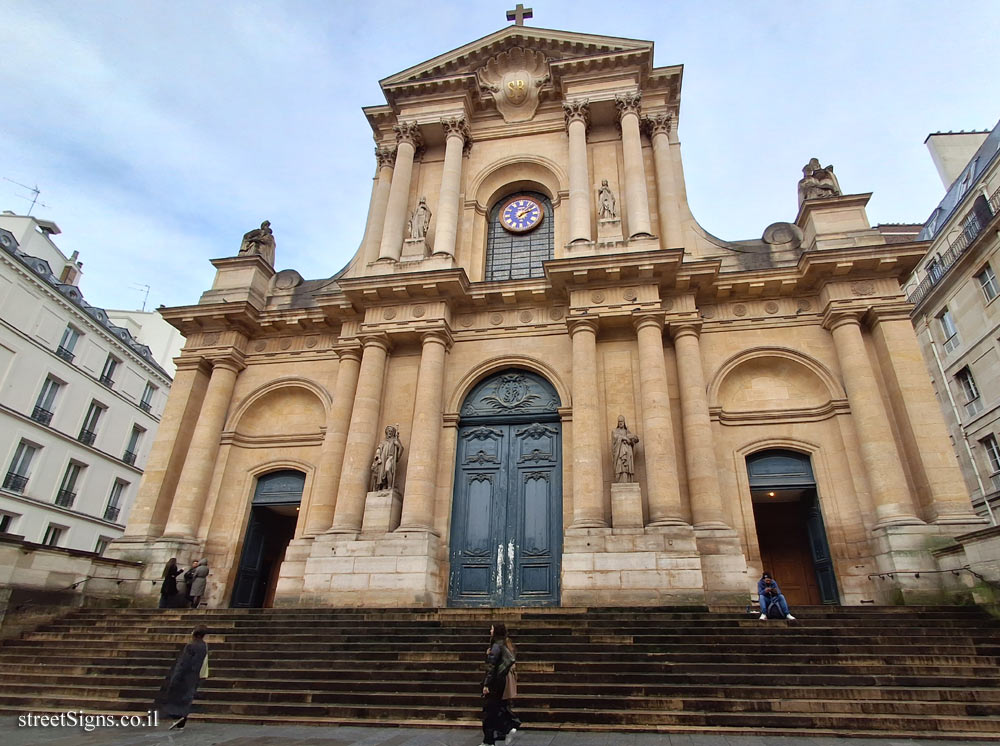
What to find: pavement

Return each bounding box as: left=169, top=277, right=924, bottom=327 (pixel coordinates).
left=0, top=718, right=974, bottom=746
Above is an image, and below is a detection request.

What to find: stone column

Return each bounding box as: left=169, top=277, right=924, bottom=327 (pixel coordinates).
left=615, top=92, right=653, bottom=239
left=568, top=318, right=607, bottom=528
left=563, top=99, right=592, bottom=244
left=826, top=312, right=922, bottom=527
left=329, top=336, right=390, bottom=533
left=302, top=347, right=362, bottom=535
left=634, top=314, right=686, bottom=525
left=162, top=356, right=244, bottom=538
left=377, top=122, right=422, bottom=263
left=362, top=146, right=395, bottom=266
left=643, top=112, right=683, bottom=249
left=433, top=118, right=469, bottom=258
left=671, top=323, right=728, bottom=529
left=122, top=357, right=209, bottom=539
left=399, top=330, right=452, bottom=531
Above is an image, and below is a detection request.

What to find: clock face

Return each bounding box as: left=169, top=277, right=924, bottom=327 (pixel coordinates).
left=500, top=196, right=544, bottom=233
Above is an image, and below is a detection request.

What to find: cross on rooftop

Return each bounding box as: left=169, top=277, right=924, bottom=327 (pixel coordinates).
left=506, top=3, right=532, bottom=25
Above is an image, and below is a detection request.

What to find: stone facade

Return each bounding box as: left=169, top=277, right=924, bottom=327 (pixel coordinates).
left=108, top=25, right=986, bottom=609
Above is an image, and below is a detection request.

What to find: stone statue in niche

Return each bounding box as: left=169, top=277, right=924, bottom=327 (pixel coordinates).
left=797, top=158, right=842, bottom=206
left=611, top=415, right=640, bottom=483
left=408, top=197, right=431, bottom=240
left=370, top=424, right=403, bottom=491
left=597, top=179, right=618, bottom=219
left=239, top=220, right=276, bottom=266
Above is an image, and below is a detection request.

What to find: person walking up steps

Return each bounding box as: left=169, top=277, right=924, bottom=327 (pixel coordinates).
left=158, top=625, right=209, bottom=730
left=479, top=622, right=516, bottom=745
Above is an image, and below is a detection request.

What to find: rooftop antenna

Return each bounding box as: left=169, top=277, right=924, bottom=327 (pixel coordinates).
left=3, top=178, right=48, bottom=216
left=130, top=283, right=151, bottom=312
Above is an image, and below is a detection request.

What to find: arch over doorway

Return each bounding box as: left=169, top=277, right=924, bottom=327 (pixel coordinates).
left=448, top=368, right=562, bottom=607
left=231, top=469, right=304, bottom=608
left=747, top=449, right=839, bottom=605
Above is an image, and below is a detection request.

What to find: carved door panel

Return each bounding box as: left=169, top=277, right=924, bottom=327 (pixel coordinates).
left=231, top=508, right=267, bottom=608
left=448, top=421, right=561, bottom=607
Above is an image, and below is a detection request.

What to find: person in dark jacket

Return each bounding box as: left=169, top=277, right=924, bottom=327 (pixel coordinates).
left=480, top=623, right=516, bottom=746
left=159, top=625, right=209, bottom=730
left=758, top=571, right=796, bottom=620
left=159, top=558, right=182, bottom=609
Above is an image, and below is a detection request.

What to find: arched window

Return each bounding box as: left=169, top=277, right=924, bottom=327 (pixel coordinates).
left=485, top=191, right=554, bottom=281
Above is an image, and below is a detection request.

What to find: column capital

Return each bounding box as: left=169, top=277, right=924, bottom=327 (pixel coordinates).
left=441, top=116, right=472, bottom=154
left=641, top=111, right=673, bottom=139
left=668, top=320, right=702, bottom=341
left=334, top=342, right=363, bottom=363
left=173, top=355, right=212, bottom=374
left=393, top=120, right=423, bottom=149
left=563, top=98, right=591, bottom=131
left=206, top=351, right=246, bottom=374
left=374, top=145, right=397, bottom=169
left=360, top=334, right=392, bottom=353
left=632, top=311, right=665, bottom=333
left=822, top=308, right=864, bottom=332
left=566, top=316, right=600, bottom=336
left=865, top=303, right=915, bottom=326
left=615, top=91, right=642, bottom=120
left=420, top=327, right=454, bottom=350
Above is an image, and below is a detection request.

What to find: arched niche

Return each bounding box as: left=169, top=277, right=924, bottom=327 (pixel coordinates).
left=229, top=378, right=330, bottom=437
left=447, top=354, right=571, bottom=417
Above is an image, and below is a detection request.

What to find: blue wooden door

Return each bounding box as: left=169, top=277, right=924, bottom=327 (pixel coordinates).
left=448, top=371, right=562, bottom=607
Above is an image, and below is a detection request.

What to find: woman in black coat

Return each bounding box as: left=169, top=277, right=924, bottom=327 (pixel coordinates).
left=480, top=623, right=516, bottom=746
left=159, top=626, right=208, bottom=730
left=159, top=558, right=182, bottom=609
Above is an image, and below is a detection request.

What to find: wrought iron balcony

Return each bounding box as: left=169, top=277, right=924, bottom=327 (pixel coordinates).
left=122, top=450, right=137, bottom=466
left=103, top=505, right=121, bottom=523
left=138, top=400, right=152, bottom=413
left=3, top=472, right=28, bottom=493
left=908, top=185, right=1000, bottom=307
left=55, top=489, right=76, bottom=508
left=55, top=345, right=75, bottom=363
left=78, top=429, right=97, bottom=446
left=31, top=406, right=53, bottom=425
left=98, top=374, right=115, bottom=388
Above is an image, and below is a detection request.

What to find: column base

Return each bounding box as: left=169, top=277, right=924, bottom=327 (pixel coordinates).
left=561, top=524, right=707, bottom=607
left=296, top=530, right=446, bottom=607
left=569, top=519, right=610, bottom=529
left=693, top=527, right=752, bottom=607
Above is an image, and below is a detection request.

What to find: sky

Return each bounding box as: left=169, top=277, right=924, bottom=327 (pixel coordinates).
left=2, top=1, right=999, bottom=314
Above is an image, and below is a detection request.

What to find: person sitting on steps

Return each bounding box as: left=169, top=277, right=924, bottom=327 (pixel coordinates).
left=758, top=571, right=796, bottom=620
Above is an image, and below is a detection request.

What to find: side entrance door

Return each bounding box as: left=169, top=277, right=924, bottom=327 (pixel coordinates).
left=448, top=370, right=562, bottom=607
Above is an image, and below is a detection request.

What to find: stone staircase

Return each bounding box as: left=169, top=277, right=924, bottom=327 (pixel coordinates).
left=0, top=605, right=999, bottom=739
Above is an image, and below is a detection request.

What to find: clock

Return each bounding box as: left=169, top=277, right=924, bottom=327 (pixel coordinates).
left=500, top=196, right=544, bottom=233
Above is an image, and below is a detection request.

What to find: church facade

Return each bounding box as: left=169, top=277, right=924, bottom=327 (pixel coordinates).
left=108, top=24, right=985, bottom=609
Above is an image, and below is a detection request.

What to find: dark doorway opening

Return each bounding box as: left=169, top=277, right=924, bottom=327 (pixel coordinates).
left=748, top=451, right=839, bottom=606
left=231, top=470, right=303, bottom=608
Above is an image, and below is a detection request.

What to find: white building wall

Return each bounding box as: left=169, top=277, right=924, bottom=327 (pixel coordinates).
left=0, top=218, right=172, bottom=553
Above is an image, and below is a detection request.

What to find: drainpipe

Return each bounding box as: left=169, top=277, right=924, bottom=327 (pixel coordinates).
left=923, top=325, right=996, bottom=525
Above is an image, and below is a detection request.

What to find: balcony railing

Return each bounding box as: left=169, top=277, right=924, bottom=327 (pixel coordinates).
left=3, top=472, right=28, bottom=493
left=78, top=429, right=97, bottom=446
left=122, top=450, right=137, bottom=466
left=55, top=489, right=76, bottom=508
left=908, top=185, right=1000, bottom=306
left=98, top=374, right=115, bottom=388
left=55, top=345, right=75, bottom=363
left=103, top=505, right=121, bottom=523
left=31, top=406, right=53, bottom=425
left=138, top=400, right=152, bottom=413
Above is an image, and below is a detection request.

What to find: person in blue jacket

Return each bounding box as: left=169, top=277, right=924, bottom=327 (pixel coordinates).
left=758, top=572, right=796, bottom=620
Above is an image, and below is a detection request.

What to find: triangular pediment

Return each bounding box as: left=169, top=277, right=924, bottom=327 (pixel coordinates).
left=380, top=26, right=652, bottom=88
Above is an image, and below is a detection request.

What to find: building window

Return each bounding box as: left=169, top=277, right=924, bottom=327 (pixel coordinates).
left=104, top=479, right=128, bottom=523
left=485, top=191, right=554, bottom=281
left=4, top=440, right=38, bottom=493
left=938, top=308, right=960, bottom=354
left=956, top=367, right=983, bottom=417
left=0, top=512, right=18, bottom=533
left=56, top=325, right=81, bottom=363
left=56, top=461, right=85, bottom=508
left=79, top=401, right=105, bottom=446
left=981, top=434, right=1000, bottom=493
left=32, top=376, right=62, bottom=425
left=123, top=425, right=144, bottom=466
left=95, top=536, right=112, bottom=555
left=139, top=381, right=157, bottom=413
left=99, top=354, right=119, bottom=388
left=977, top=265, right=998, bottom=303
left=41, top=524, right=65, bottom=547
